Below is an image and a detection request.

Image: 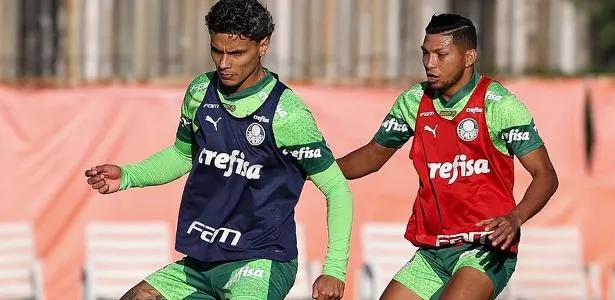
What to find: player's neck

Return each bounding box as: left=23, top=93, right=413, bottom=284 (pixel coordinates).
left=441, top=68, right=474, bottom=101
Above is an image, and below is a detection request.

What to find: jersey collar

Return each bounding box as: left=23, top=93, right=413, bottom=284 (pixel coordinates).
left=437, top=71, right=481, bottom=108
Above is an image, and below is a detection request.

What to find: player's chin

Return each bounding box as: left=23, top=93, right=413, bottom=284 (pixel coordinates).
left=427, top=82, right=442, bottom=90
left=219, top=78, right=239, bottom=87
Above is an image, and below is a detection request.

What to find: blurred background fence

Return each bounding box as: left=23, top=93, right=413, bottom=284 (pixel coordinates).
left=1, top=0, right=611, bottom=86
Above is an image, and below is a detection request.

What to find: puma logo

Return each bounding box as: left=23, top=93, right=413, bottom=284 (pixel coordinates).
left=205, top=116, right=222, bottom=131
left=180, top=117, right=191, bottom=128
left=424, top=124, right=438, bottom=137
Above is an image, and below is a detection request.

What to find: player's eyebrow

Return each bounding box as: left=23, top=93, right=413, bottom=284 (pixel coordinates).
left=210, top=44, right=247, bottom=54
left=421, top=46, right=446, bottom=52
left=210, top=44, right=222, bottom=52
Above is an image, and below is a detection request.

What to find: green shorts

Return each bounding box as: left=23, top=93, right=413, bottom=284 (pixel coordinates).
left=392, top=243, right=517, bottom=300
left=145, top=256, right=298, bottom=300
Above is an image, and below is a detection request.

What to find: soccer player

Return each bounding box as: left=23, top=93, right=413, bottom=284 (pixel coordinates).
left=84, top=1, right=352, bottom=299
left=337, top=14, right=558, bottom=300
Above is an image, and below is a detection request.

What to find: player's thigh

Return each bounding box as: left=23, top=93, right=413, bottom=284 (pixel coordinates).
left=385, top=249, right=448, bottom=300
left=144, top=257, right=216, bottom=300
left=440, top=245, right=517, bottom=300
left=120, top=280, right=166, bottom=300
left=380, top=280, right=422, bottom=300
left=215, top=258, right=298, bottom=300
left=439, top=267, right=494, bottom=300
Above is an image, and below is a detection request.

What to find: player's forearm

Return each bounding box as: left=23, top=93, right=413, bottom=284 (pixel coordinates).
left=512, top=169, right=558, bottom=225
left=310, top=163, right=353, bottom=282
left=337, top=139, right=397, bottom=180
left=120, top=140, right=192, bottom=190
left=337, top=147, right=380, bottom=180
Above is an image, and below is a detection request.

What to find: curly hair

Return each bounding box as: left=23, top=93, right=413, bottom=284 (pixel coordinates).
left=205, top=0, right=275, bottom=41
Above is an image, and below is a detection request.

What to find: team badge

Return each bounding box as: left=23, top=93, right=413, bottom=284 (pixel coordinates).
left=246, top=123, right=265, bottom=146
left=457, top=118, right=479, bottom=141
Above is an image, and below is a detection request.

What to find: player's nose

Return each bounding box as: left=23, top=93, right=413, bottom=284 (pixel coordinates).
left=425, top=55, right=438, bottom=70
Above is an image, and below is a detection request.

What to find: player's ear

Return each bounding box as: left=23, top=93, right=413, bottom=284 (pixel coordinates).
left=464, top=48, right=477, bottom=68
left=258, top=37, right=270, bottom=57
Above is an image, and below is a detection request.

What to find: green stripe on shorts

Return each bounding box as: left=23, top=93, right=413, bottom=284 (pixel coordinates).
left=393, top=251, right=447, bottom=299
left=145, top=258, right=200, bottom=299
left=393, top=244, right=517, bottom=300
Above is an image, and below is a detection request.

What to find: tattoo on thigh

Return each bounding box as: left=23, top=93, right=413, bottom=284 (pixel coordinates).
left=119, top=281, right=166, bottom=300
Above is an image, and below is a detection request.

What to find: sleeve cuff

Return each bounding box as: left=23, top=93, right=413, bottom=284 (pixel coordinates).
left=119, top=166, right=131, bottom=190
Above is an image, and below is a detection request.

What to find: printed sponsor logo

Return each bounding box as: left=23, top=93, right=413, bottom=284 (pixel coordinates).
left=282, top=147, right=322, bottom=160
left=224, top=266, right=265, bottom=288
left=427, top=154, right=490, bottom=184
left=423, top=124, right=438, bottom=137
left=253, top=115, right=270, bottom=123
left=381, top=118, right=409, bottom=133
left=436, top=231, right=493, bottom=246
left=187, top=221, right=242, bottom=246
left=197, top=149, right=263, bottom=179
left=486, top=91, right=502, bottom=102
left=501, top=128, right=530, bottom=143
left=205, top=116, right=222, bottom=131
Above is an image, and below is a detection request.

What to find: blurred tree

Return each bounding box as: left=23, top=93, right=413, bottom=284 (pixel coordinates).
left=577, top=0, right=615, bottom=72
left=18, top=0, right=60, bottom=78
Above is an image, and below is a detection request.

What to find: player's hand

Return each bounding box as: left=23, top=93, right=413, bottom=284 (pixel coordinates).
left=476, top=212, right=522, bottom=250
left=84, top=164, right=121, bottom=194
left=312, top=274, right=344, bottom=300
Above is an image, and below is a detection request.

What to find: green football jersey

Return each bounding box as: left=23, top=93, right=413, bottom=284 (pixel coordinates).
left=375, top=72, right=544, bottom=157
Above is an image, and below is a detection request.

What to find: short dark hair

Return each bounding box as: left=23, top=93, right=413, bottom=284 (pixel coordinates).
left=205, top=0, right=275, bottom=41
left=425, top=13, right=477, bottom=49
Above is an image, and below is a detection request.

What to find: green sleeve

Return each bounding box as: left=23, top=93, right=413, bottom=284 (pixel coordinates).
left=177, top=72, right=213, bottom=142
left=273, top=89, right=352, bottom=281
left=374, top=84, right=422, bottom=148
left=119, top=74, right=212, bottom=189
left=120, top=139, right=192, bottom=190
left=274, top=90, right=335, bottom=175
left=486, top=83, right=544, bottom=157
left=309, top=163, right=353, bottom=282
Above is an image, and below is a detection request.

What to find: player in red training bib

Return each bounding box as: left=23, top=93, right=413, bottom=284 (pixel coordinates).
left=337, top=13, right=558, bottom=300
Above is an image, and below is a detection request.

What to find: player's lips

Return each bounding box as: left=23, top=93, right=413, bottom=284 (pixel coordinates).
left=426, top=74, right=439, bottom=82
left=218, top=72, right=234, bottom=80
